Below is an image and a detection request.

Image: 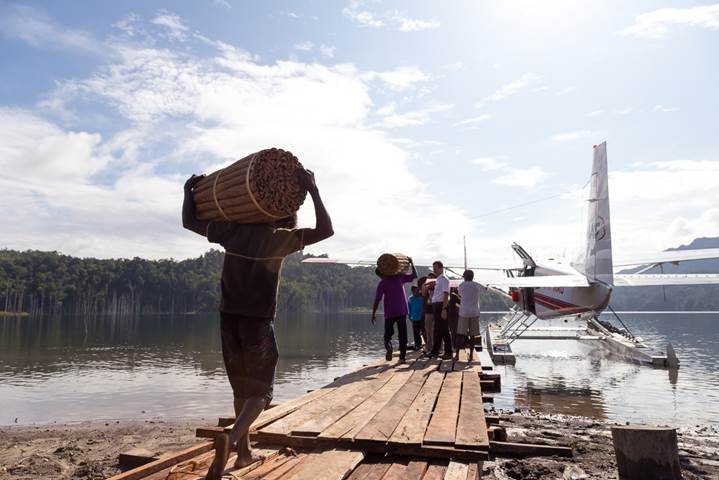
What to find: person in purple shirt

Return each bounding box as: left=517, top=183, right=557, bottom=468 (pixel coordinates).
left=371, top=258, right=418, bottom=363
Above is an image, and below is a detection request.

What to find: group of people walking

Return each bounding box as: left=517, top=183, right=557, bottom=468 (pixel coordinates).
left=372, top=258, right=487, bottom=363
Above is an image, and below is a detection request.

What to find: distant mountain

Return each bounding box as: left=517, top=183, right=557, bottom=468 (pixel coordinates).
left=612, top=236, right=719, bottom=311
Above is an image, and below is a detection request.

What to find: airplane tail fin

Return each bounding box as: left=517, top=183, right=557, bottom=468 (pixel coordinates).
left=582, top=142, right=614, bottom=286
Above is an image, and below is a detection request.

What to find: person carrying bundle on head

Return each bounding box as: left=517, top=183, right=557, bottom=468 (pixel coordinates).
left=457, top=269, right=487, bottom=361
left=371, top=257, right=418, bottom=363
left=182, top=167, right=334, bottom=480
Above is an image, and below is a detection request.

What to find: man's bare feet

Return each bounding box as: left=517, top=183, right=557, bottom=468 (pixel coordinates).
left=206, top=433, right=231, bottom=480
left=234, top=441, right=265, bottom=469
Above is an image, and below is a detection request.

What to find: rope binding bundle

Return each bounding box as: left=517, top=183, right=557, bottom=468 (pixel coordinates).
left=377, top=253, right=410, bottom=277
left=192, top=148, right=308, bottom=224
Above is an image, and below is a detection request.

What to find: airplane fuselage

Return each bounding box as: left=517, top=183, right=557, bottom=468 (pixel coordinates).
left=513, top=260, right=612, bottom=320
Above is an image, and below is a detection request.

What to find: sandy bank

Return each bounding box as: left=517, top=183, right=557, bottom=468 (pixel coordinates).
left=1, top=412, right=717, bottom=479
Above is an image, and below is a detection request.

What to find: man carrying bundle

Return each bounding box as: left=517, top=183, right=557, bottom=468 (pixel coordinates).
left=371, top=258, right=418, bottom=363
left=182, top=168, right=333, bottom=480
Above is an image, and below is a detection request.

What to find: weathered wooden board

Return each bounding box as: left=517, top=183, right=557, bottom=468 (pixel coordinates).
left=283, top=450, right=365, bottom=480
left=106, top=441, right=214, bottom=480
left=292, top=368, right=396, bottom=436
left=422, top=464, right=447, bottom=480
left=388, top=371, right=444, bottom=446
left=319, top=369, right=414, bottom=440
left=354, top=361, right=432, bottom=444
left=455, top=371, right=490, bottom=450
left=444, top=460, right=469, bottom=480
left=423, top=372, right=462, bottom=446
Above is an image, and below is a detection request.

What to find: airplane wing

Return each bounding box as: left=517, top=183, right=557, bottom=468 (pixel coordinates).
left=427, top=274, right=590, bottom=288
left=301, top=257, right=514, bottom=271
left=613, top=273, right=719, bottom=287
left=613, top=248, right=719, bottom=268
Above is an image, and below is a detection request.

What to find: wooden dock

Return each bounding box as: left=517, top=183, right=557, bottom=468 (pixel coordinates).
left=108, top=350, right=571, bottom=480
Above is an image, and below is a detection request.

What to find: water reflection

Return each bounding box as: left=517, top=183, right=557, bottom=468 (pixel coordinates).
left=1, top=311, right=718, bottom=426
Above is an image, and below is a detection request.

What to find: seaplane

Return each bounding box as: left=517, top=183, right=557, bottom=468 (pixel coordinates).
left=303, top=142, right=719, bottom=368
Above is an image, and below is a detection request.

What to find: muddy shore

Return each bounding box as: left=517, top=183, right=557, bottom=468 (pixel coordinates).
left=1, top=412, right=717, bottom=479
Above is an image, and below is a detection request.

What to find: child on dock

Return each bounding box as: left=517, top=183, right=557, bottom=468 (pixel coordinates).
left=407, top=285, right=425, bottom=350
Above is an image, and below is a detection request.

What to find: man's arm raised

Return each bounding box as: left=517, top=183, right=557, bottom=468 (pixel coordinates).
left=182, top=174, right=210, bottom=236
left=297, top=168, right=334, bottom=246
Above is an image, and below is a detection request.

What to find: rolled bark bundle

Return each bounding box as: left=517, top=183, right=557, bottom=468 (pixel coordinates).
left=377, top=253, right=410, bottom=277
left=193, top=148, right=307, bottom=223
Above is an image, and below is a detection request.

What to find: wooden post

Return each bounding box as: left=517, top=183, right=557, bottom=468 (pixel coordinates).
left=611, top=426, right=682, bottom=480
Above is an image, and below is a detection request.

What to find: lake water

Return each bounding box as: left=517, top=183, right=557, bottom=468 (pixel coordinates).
left=1, top=312, right=717, bottom=426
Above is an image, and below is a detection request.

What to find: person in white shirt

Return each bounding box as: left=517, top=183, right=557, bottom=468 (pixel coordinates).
left=457, top=269, right=487, bottom=361
left=429, top=260, right=453, bottom=359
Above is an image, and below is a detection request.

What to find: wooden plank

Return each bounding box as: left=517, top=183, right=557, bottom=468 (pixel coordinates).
left=106, top=441, right=214, bottom=480
left=443, top=461, right=469, bottom=480
left=423, top=372, right=462, bottom=446
left=249, top=432, right=489, bottom=462
left=405, top=460, right=429, bottom=480
left=438, top=359, right=453, bottom=373
left=489, top=440, right=573, bottom=458
left=141, top=451, right=215, bottom=480
left=319, top=369, right=414, bottom=440
left=251, top=453, right=308, bottom=480
left=388, top=371, right=444, bottom=446
left=354, top=361, right=432, bottom=443
left=466, top=462, right=479, bottom=480
left=422, top=464, right=447, bottom=480
left=261, top=367, right=392, bottom=436
left=284, top=450, right=365, bottom=480
left=118, top=449, right=158, bottom=469
left=293, top=368, right=397, bottom=436
left=345, top=460, right=392, bottom=480
left=455, top=371, right=490, bottom=450
left=380, top=461, right=408, bottom=480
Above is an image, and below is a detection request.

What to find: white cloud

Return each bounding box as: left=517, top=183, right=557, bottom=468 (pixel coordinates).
left=551, top=130, right=597, bottom=143
left=364, top=65, right=431, bottom=91
left=555, top=86, right=576, bottom=96
left=493, top=167, right=549, bottom=187
left=614, top=107, right=633, bottom=115
left=319, top=44, right=336, bottom=58
left=587, top=110, right=603, bottom=117
left=377, top=103, right=453, bottom=128
left=6, top=22, right=477, bottom=260
left=453, top=114, right=493, bottom=127
left=151, top=11, right=188, bottom=41
left=293, top=40, right=314, bottom=51
left=393, top=14, right=440, bottom=32
left=342, top=1, right=384, bottom=28
left=470, top=157, right=508, bottom=171
left=441, top=62, right=464, bottom=71
left=620, top=4, right=719, bottom=39
left=477, top=73, right=541, bottom=106
left=212, top=0, right=231, bottom=9
left=0, top=4, right=100, bottom=53
left=652, top=104, right=680, bottom=113
left=343, top=1, right=440, bottom=32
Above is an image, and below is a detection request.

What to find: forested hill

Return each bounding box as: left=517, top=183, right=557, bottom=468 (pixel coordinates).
left=610, top=236, right=719, bottom=311
left=0, top=249, right=512, bottom=316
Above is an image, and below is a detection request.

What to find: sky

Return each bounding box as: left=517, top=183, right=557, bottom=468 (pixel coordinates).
left=1, top=0, right=718, bottom=267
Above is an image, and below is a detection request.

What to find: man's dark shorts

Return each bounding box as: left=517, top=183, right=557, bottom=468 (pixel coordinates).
left=220, top=313, right=279, bottom=405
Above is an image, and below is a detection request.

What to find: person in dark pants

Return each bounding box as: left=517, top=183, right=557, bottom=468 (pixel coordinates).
left=407, top=285, right=425, bottom=350
left=182, top=168, right=333, bottom=480
left=429, top=260, right=453, bottom=359
left=371, top=259, right=418, bottom=362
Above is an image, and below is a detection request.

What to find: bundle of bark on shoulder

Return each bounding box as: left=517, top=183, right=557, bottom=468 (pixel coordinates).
left=193, top=148, right=307, bottom=224
left=377, top=253, right=410, bottom=277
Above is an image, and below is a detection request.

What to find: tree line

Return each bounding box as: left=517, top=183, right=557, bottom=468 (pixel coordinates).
left=0, top=249, right=513, bottom=317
